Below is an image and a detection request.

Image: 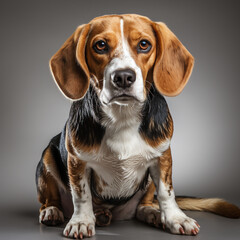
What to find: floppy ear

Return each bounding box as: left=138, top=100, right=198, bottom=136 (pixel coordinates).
left=153, top=22, right=194, bottom=97
left=49, top=24, right=91, bottom=100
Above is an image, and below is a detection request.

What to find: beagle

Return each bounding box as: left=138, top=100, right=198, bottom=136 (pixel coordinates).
left=36, top=14, right=240, bottom=239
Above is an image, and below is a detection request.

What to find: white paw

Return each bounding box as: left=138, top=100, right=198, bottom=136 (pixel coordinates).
left=161, top=207, right=200, bottom=235
left=63, top=214, right=95, bottom=239
left=39, top=206, right=64, bottom=225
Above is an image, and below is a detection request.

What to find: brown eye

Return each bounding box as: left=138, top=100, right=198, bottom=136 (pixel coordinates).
left=93, top=40, right=109, bottom=54
left=138, top=40, right=151, bottom=53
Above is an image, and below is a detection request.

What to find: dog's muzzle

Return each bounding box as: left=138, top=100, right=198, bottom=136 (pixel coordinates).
left=112, top=69, right=136, bottom=89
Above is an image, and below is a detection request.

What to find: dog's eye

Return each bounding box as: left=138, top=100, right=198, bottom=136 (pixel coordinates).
left=138, top=40, right=151, bottom=53
left=93, top=40, right=109, bottom=54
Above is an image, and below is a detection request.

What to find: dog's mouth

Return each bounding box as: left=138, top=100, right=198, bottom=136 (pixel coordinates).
left=109, top=94, right=138, bottom=103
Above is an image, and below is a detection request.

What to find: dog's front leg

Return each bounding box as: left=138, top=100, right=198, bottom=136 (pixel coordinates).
left=150, top=147, right=200, bottom=235
left=64, top=155, right=95, bottom=239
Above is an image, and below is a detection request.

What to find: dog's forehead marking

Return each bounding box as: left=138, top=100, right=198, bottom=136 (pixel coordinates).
left=120, top=18, right=127, bottom=56
left=119, top=18, right=133, bottom=60
left=117, top=18, right=135, bottom=62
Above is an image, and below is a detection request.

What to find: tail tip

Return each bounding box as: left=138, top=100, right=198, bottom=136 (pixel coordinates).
left=215, top=200, right=240, bottom=219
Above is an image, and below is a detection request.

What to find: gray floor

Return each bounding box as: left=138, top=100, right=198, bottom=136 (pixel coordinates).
left=1, top=204, right=239, bottom=240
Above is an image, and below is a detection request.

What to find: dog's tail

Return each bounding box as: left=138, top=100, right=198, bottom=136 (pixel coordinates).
left=176, top=197, right=240, bottom=218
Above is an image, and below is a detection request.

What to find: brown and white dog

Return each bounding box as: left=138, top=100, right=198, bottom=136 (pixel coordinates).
left=36, top=14, right=240, bottom=239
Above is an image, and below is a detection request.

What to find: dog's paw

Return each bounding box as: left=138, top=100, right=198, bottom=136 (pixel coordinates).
left=136, top=205, right=162, bottom=228
left=94, top=208, right=112, bottom=226
left=39, top=206, right=64, bottom=226
left=161, top=207, right=200, bottom=235
left=63, top=214, right=95, bottom=239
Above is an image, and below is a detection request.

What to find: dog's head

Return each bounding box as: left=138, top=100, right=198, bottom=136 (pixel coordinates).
left=50, top=14, right=194, bottom=105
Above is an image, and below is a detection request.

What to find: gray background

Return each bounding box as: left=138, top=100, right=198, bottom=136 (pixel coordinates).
left=0, top=0, right=239, bottom=239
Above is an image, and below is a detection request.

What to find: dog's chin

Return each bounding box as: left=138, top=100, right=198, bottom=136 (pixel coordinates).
left=108, top=94, right=140, bottom=106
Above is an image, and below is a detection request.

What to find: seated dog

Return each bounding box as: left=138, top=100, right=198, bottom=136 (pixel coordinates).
left=36, top=14, right=240, bottom=239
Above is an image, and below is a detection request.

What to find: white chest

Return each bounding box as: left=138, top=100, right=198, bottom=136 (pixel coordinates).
left=74, top=122, right=170, bottom=198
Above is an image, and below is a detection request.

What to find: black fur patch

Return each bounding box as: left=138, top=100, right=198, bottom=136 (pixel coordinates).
left=68, top=85, right=105, bottom=147
left=59, top=124, right=68, bottom=168
left=139, top=85, right=172, bottom=141
left=35, top=132, right=69, bottom=190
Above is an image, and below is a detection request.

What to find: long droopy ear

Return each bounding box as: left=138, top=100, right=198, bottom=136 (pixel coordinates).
left=49, top=24, right=91, bottom=100
left=153, top=22, right=194, bottom=96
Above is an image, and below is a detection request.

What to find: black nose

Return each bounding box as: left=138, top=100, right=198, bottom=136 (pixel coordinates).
left=113, top=69, right=136, bottom=89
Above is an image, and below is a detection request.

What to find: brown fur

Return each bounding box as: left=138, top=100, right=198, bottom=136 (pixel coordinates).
left=141, top=145, right=240, bottom=218
left=140, top=187, right=240, bottom=219
left=159, top=148, right=173, bottom=191
left=49, top=24, right=91, bottom=100
left=137, top=148, right=173, bottom=210
left=176, top=197, right=240, bottom=219
left=70, top=132, right=101, bottom=154
left=138, top=148, right=173, bottom=210
left=66, top=123, right=101, bottom=155
left=85, top=15, right=157, bottom=94
left=92, top=195, right=106, bottom=206
left=141, top=113, right=174, bottom=148
left=153, top=22, right=194, bottom=97
left=67, top=155, right=86, bottom=196
left=140, top=181, right=156, bottom=207
left=50, top=14, right=193, bottom=101
left=66, top=126, right=88, bottom=196
left=38, top=147, right=62, bottom=212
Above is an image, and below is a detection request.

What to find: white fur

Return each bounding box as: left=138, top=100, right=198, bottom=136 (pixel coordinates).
left=65, top=17, right=177, bottom=236
left=39, top=206, right=64, bottom=223
left=71, top=18, right=171, bottom=200
left=158, top=180, right=199, bottom=235
left=64, top=170, right=96, bottom=238
left=150, top=165, right=199, bottom=235
left=100, top=19, right=145, bottom=105
left=73, top=102, right=170, bottom=199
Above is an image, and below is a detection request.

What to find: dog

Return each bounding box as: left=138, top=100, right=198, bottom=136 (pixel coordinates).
left=36, top=14, right=240, bottom=239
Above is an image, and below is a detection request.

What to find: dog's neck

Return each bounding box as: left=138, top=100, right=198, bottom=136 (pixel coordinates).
left=90, top=78, right=144, bottom=131
left=68, top=84, right=172, bottom=151
left=101, top=101, right=144, bottom=131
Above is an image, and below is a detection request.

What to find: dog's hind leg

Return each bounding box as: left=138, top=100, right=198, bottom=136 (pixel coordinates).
left=136, top=181, right=163, bottom=228
left=36, top=144, right=65, bottom=226
left=94, top=208, right=112, bottom=226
